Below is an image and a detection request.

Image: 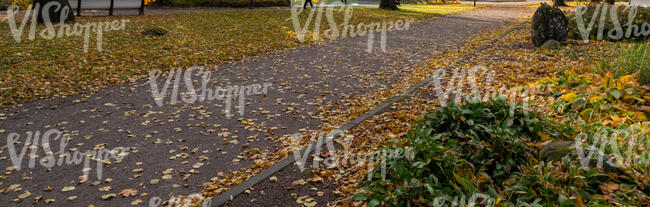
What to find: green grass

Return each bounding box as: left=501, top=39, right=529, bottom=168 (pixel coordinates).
left=0, top=4, right=478, bottom=105
left=399, top=4, right=480, bottom=15
left=600, top=41, right=650, bottom=85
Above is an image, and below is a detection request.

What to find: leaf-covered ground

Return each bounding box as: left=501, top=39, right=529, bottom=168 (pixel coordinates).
left=1, top=4, right=514, bottom=207
left=314, top=15, right=649, bottom=207
left=0, top=4, right=478, bottom=106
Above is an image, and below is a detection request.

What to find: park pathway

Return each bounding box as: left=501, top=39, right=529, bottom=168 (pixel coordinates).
left=0, top=4, right=537, bottom=206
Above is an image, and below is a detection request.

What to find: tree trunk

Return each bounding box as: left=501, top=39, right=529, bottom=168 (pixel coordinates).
left=553, top=0, right=568, bottom=7
left=379, top=0, right=398, bottom=10
left=33, top=0, right=75, bottom=23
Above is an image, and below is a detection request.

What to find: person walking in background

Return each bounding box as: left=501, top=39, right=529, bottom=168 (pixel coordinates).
left=303, top=0, right=313, bottom=9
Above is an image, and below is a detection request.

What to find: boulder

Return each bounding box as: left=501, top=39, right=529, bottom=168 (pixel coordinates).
left=531, top=3, right=569, bottom=47
left=540, top=141, right=621, bottom=173
left=540, top=39, right=560, bottom=49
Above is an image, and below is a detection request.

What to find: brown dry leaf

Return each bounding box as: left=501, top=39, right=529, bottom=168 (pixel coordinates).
left=33, top=195, right=42, bottom=204
left=44, top=199, right=55, bottom=204
left=131, top=199, right=143, bottom=206
left=101, top=193, right=116, bottom=200
left=98, top=186, right=111, bottom=192
left=600, top=182, right=619, bottom=194
left=296, top=195, right=317, bottom=207
left=61, top=186, right=75, bottom=192
left=290, top=179, right=308, bottom=189
left=119, top=189, right=138, bottom=197
left=307, top=176, right=323, bottom=183
left=17, top=191, right=31, bottom=199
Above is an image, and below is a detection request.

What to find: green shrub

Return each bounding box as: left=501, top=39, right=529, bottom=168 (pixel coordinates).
left=11, top=0, right=29, bottom=9
left=568, top=4, right=650, bottom=42
left=506, top=152, right=649, bottom=206
left=1, top=0, right=11, bottom=10
left=354, top=97, right=565, bottom=206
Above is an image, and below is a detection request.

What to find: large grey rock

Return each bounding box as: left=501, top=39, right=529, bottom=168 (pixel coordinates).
left=540, top=39, right=560, bottom=49
left=540, top=141, right=621, bottom=173
left=531, top=3, right=568, bottom=47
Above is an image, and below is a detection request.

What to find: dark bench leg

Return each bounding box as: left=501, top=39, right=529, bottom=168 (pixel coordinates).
left=77, top=0, right=81, bottom=16
left=140, top=0, right=145, bottom=15
left=109, top=0, right=114, bottom=16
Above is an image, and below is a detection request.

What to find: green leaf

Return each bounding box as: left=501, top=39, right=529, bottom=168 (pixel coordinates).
left=610, top=89, right=622, bottom=99
left=368, top=199, right=381, bottom=207
left=352, top=193, right=369, bottom=201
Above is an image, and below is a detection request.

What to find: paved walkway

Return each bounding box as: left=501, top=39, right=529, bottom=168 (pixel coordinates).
left=0, top=4, right=536, bottom=207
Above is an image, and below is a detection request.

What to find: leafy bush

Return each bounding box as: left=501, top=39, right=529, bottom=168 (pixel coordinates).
left=530, top=68, right=650, bottom=206
left=11, top=0, right=29, bottom=9
left=568, top=4, right=650, bottom=42
left=354, top=97, right=565, bottom=206
left=506, top=156, right=649, bottom=206
left=0, top=0, right=10, bottom=10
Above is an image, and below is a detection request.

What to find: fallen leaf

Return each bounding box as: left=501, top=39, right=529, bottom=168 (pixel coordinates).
left=119, top=189, right=138, bottom=197
left=101, top=193, right=116, bottom=200
left=61, top=186, right=75, bottom=192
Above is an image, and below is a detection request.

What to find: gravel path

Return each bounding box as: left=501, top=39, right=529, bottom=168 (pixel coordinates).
left=0, top=5, right=535, bottom=207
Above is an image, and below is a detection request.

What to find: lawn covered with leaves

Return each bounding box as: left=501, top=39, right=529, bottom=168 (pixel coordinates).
left=0, top=4, right=478, bottom=106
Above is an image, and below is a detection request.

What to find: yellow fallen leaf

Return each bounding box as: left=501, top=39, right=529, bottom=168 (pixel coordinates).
left=561, top=93, right=579, bottom=102
left=589, top=95, right=603, bottom=102
left=131, top=199, right=143, bottom=206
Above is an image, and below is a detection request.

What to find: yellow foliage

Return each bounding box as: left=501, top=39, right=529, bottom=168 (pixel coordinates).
left=12, top=0, right=30, bottom=9
left=561, top=93, right=578, bottom=102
